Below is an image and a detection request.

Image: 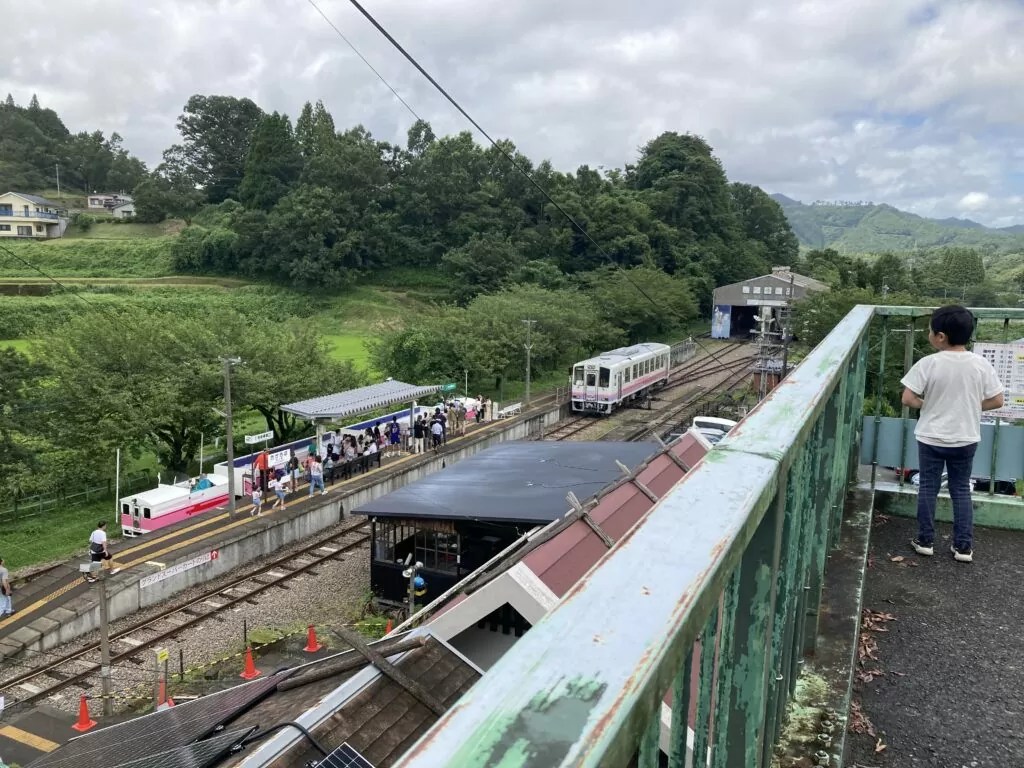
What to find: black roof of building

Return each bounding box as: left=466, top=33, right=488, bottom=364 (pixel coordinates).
left=353, top=441, right=660, bottom=525
left=7, top=191, right=61, bottom=207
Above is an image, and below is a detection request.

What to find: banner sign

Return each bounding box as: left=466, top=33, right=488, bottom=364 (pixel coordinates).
left=245, top=431, right=274, bottom=444
left=140, top=551, right=216, bottom=588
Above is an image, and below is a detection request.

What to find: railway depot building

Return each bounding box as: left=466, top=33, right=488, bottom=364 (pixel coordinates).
left=710, top=266, right=828, bottom=339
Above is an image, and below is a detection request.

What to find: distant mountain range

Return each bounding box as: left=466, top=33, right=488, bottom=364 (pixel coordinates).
left=771, top=194, right=1024, bottom=255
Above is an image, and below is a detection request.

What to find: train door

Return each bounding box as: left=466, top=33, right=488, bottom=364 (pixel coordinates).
left=584, top=365, right=599, bottom=410
left=130, top=499, right=143, bottom=533
left=616, top=370, right=623, bottom=403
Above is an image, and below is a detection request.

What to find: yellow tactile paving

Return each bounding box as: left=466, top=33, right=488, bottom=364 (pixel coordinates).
left=0, top=724, right=60, bottom=752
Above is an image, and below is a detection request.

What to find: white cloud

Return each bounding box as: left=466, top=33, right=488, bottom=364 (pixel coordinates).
left=1, top=0, right=1022, bottom=225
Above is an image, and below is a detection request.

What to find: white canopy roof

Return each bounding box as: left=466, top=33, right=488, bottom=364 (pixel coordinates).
left=281, top=380, right=442, bottom=422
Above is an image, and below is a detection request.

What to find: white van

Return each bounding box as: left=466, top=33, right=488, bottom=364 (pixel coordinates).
left=691, top=416, right=738, bottom=436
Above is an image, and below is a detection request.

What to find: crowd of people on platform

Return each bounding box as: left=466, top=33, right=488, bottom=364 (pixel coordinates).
left=244, top=398, right=499, bottom=515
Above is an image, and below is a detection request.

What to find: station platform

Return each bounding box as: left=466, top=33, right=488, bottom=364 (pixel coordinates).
left=0, top=407, right=564, bottom=763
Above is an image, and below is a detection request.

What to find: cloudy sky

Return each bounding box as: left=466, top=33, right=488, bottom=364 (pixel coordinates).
left=4, top=0, right=1023, bottom=225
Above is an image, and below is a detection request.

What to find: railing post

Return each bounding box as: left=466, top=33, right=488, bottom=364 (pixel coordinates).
left=722, top=474, right=787, bottom=768
left=668, top=646, right=695, bottom=768
left=800, top=414, right=832, bottom=657
left=898, top=318, right=915, bottom=489
left=691, top=603, right=720, bottom=767
left=709, top=569, right=740, bottom=768
left=989, top=317, right=1011, bottom=496
left=869, top=316, right=889, bottom=487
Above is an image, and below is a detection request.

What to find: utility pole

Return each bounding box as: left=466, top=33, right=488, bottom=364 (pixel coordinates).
left=522, top=319, right=536, bottom=405
left=95, top=571, right=112, bottom=715
left=55, top=164, right=61, bottom=199
left=221, top=357, right=242, bottom=516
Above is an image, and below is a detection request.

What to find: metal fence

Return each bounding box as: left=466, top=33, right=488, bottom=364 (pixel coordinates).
left=670, top=338, right=698, bottom=366
left=1, top=471, right=153, bottom=524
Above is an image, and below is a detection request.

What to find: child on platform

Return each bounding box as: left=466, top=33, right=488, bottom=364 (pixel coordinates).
left=901, top=305, right=1004, bottom=563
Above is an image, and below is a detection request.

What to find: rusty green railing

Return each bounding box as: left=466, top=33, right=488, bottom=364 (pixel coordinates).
left=394, top=305, right=874, bottom=767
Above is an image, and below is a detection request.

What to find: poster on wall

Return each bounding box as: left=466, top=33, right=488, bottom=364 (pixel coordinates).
left=711, top=305, right=732, bottom=339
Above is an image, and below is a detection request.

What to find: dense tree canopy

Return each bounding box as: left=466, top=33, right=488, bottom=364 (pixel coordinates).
left=0, top=95, right=147, bottom=192
left=152, top=96, right=797, bottom=298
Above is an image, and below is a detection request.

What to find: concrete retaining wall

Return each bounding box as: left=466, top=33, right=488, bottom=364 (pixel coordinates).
left=14, top=405, right=568, bottom=657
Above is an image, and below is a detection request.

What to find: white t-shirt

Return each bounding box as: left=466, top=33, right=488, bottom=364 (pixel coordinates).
left=901, top=350, right=1003, bottom=447
left=90, top=529, right=107, bottom=547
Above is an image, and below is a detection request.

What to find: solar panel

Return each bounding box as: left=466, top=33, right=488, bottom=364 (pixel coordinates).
left=111, top=727, right=255, bottom=768
left=28, top=673, right=286, bottom=768
left=319, top=742, right=376, bottom=768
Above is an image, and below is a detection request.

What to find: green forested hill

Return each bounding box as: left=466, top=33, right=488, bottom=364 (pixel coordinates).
left=772, top=194, right=1024, bottom=255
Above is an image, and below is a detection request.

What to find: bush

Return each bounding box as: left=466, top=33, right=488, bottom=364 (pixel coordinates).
left=71, top=212, right=97, bottom=232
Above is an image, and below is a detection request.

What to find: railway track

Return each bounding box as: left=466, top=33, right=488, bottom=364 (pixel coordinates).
left=0, top=520, right=371, bottom=709
left=544, top=417, right=594, bottom=441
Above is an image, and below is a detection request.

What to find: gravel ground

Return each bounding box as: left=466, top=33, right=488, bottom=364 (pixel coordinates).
left=2, top=517, right=373, bottom=714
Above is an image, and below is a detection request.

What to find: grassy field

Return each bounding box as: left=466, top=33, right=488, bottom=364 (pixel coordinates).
left=0, top=237, right=177, bottom=277
left=2, top=339, right=33, bottom=353
left=68, top=221, right=177, bottom=239
left=325, top=333, right=373, bottom=370
left=4, top=499, right=118, bottom=572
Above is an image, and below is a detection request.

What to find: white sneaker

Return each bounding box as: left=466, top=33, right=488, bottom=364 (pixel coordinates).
left=911, top=539, right=934, bottom=556
left=950, top=544, right=974, bottom=563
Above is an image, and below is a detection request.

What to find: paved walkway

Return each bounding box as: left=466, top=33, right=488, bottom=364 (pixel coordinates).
left=848, top=513, right=1024, bottom=767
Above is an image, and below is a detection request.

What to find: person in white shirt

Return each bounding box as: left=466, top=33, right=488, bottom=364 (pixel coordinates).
left=0, top=556, right=11, bottom=616
left=87, top=521, right=116, bottom=582
left=901, top=305, right=1004, bottom=563
left=308, top=457, right=326, bottom=496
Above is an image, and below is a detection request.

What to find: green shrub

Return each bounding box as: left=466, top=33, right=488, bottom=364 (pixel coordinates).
left=71, top=212, right=97, bottom=232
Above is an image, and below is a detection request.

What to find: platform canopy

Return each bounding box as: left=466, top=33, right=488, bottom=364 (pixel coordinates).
left=353, top=441, right=660, bottom=525
left=281, top=379, right=442, bottom=422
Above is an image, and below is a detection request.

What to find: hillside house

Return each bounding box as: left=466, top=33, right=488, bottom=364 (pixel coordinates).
left=86, top=192, right=132, bottom=210
left=0, top=191, right=69, bottom=239
left=111, top=200, right=136, bottom=219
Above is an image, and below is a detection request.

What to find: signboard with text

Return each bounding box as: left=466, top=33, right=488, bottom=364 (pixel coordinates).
left=245, top=431, right=274, bottom=444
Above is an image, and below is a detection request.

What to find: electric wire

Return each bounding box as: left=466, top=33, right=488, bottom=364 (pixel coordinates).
left=304, top=0, right=423, bottom=121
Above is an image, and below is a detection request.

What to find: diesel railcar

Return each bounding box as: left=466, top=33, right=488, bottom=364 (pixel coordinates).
left=570, top=342, right=671, bottom=414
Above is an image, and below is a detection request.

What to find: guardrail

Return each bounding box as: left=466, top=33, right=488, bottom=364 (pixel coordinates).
left=0, top=210, right=62, bottom=220
left=2, top=471, right=153, bottom=523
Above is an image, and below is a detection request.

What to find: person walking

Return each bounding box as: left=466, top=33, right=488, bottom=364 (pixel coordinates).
left=0, top=556, right=12, bottom=616
left=251, top=486, right=263, bottom=517
left=87, top=521, right=115, bottom=581
left=430, top=417, right=443, bottom=452
left=388, top=417, right=402, bottom=457
left=269, top=475, right=288, bottom=510
left=308, top=456, right=326, bottom=496
left=288, top=452, right=301, bottom=489
left=902, top=305, right=1004, bottom=563
left=254, top=449, right=270, bottom=492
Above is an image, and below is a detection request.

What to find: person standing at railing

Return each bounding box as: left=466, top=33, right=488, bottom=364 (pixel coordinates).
left=901, top=305, right=1004, bottom=563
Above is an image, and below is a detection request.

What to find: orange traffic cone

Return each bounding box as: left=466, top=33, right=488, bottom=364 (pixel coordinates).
left=303, top=624, right=322, bottom=653
left=384, top=618, right=393, bottom=635
left=240, top=646, right=262, bottom=680
left=72, top=695, right=97, bottom=732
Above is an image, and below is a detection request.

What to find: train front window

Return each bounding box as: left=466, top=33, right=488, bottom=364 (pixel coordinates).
left=599, top=368, right=610, bottom=387
left=574, top=366, right=585, bottom=385
left=586, top=372, right=596, bottom=386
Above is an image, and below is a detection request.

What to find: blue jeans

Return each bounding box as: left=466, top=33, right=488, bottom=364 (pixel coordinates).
left=1, top=591, right=11, bottom=614
left=916, top=440, right=977, bottom=550
left=309, top=475, right=324, bottom=495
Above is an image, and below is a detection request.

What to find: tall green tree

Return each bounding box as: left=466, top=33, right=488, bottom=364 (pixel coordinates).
left=238, top=112, right=302, bottom=211
left=730, top=182, right=799, bottom=267
left=441, top=232, right=524, bottom=302
left=939, top=248, right=985, bottom=294
left=583, top=265, right=697, bottom=342
left=168, top=94, right=264, bottom=202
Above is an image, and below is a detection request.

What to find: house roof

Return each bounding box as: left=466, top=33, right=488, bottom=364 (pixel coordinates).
left=353, top=441, right=661, bottom=525
left=420, top=431, right=711, bottom=628
left=4, top=191, right=61, bottom=207
left=111, top=200, right=135, bottom=209
left=715, top=269, right=829, bottom=294
left=576, top=342, right=672, bottom=368
left=281, top=380, right=442, bottom=422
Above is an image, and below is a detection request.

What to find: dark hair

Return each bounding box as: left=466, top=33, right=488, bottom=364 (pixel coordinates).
left=930, top=305, right=974, bottom=346
left=97, top=521, right=106, bottom=528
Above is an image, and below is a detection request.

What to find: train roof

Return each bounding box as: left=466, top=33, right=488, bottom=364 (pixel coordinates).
left=121, top=483, right=190, bottom=506
left=575, top=342, right=671, bottom=367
